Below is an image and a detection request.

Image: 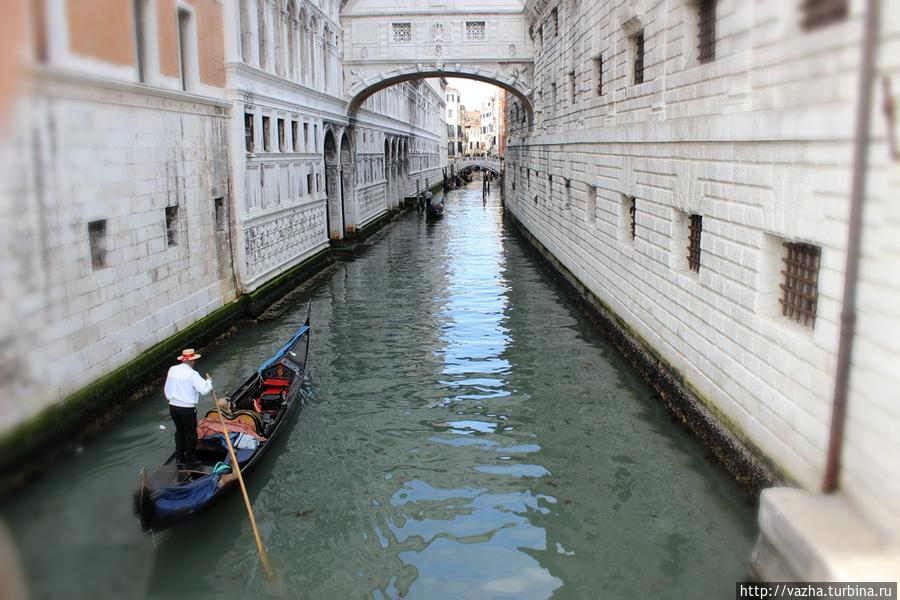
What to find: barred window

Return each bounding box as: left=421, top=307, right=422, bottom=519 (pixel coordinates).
left=551, top=8, right=559, bottom=36
left=629, top=197, right=636, bottom=240
left=392, top=23, right=412, bottom=43
left=466, top=21, right=486, bottom=41
left=622, top=195, right=636, bottom=241
left=593, top=55, right=603, bottom=96
left=632, top=30, right=645, bottom=85
left=780, top=242, right=821, bottom=327
left=801, top=0, right=847, bottom=30
left=687, top=214, right=702, bottom=272
left=697, top=0, right=716, bottom=64
left=88, top=220, right=107, bottom=270
left=165, top=205, right=179, bottom=247
left=569, top=70, right=576, bottom=103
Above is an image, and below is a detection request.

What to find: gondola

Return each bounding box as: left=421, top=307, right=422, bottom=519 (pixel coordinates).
left=425, top=197, right=445, bottom=220
left=134, top=308, right=311, bottom=533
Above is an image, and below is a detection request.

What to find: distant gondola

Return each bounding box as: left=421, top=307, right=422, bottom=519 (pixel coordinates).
left=425, top=196, right=445, bottom=220
left=134, top=308, right=311, bottom=533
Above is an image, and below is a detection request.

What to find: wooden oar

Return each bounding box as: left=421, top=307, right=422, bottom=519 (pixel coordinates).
left=208, top=376, right=275, bottom=581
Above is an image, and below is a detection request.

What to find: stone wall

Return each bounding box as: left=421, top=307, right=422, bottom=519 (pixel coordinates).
left=0, top=71, right=235, bottom=434
left=507, top=0, right=900, bottom=538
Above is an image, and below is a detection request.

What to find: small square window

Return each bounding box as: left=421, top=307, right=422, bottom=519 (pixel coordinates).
left=801, top=0, right=847, bottom=30
left=214, top=197, right=225, bottom=232
left=88, top=220, right=107, bottom=270
left=392, top=23, right=412, bottom=43
left=687, top=214, right=702, bottom=272
left=780, top=242, right=821, bottom=327
left=165, top=205, right=179, bottom=246
left=465, top=21, right=486, bottom=41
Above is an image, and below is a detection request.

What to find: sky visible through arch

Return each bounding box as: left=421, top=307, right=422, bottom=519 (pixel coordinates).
left=445, top=78, right=502, bottom=110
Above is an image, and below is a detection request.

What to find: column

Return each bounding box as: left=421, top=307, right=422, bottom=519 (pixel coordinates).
left=244, top=0, right=260, bottom=67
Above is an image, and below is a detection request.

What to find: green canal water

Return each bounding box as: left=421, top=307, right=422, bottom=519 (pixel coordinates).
left=2, top=180, right=756, bottom=599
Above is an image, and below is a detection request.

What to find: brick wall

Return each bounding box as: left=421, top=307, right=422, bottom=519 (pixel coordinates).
left=0, top=75, right=235, bottom=431
left=508, top=0, right=899, bottom=537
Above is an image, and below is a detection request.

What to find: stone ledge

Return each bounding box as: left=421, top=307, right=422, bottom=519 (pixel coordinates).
left=751, top=488, right=900, bottom=582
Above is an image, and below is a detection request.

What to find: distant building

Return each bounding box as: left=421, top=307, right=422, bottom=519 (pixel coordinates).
left=445, top=87, right=463, bottom=156
left=497, top=93, right=507, bottom=158
left=463, top=109, right=483, bottom=154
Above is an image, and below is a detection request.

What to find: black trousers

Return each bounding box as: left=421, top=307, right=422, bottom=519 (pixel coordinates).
left=169, top=405, right=197, bottom=464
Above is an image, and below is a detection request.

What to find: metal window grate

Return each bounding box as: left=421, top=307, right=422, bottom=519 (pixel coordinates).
left=629, top=197, right=637, bottom=240
left=633, top=30, right=645, bottom=85
left=801, top=0, right=847, bottom=30
left=697, top=0, right=716, bottom=64
left=687, top=214, right=702, bottom=272
left=780, top=242, right=821, bottom=327
left=392, top=23, right=412, bottom=43
left=466, top=21, right=486, bottom=41
left=165, top=205, right=179, bottom=247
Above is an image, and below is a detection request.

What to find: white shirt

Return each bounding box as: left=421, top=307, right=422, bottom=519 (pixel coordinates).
left=164, top=363, right=213, bottom=408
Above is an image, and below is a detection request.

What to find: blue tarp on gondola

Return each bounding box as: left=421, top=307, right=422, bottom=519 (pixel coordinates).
left=151, top=474, right=222, bottom=515
left=257, top=324, right=309, bottom=374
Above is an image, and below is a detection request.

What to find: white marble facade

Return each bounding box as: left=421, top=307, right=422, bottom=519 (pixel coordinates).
left=226, top=0, right=447, bottom=291
left=504, top=0, right=900, bottom=548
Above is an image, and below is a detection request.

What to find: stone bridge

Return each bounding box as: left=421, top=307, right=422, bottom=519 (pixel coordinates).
left=452, top=156, right=502, bottom=175
left=340, top=0, right=534, bottom=116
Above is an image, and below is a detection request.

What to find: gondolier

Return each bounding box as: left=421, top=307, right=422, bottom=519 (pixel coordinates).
left=135, top=309, right=311, bottom=533
left=164, top=349, right=213, bottom=470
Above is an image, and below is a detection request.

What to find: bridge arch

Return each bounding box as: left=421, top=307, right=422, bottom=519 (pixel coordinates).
left=346, top=65, right=533, bottom=120
left=454, top=157, right=502, bottom=177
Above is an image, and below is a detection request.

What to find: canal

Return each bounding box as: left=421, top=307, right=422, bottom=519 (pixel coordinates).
left=2, top=179, right=756, bottom=599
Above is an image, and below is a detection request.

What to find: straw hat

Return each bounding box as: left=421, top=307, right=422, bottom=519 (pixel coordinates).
left=176, top=349, right=202, bottom=362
